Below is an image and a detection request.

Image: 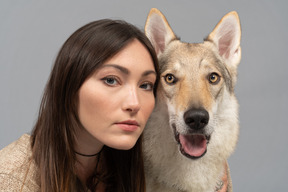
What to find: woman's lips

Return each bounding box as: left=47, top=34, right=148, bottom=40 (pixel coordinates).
left=115, top=120, right=140, bottom=132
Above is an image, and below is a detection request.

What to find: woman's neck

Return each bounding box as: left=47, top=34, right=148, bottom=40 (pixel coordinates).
left=75, top=155, right=98, bottom=183
left=74, top=127, right=104, bottom=156
left=75, top=152, right=106, bottom=191
left=74, top=128, right=104, bottom=185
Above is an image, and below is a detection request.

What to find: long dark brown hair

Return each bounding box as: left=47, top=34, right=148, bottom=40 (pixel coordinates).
left=30, top=19, right=159, bottom=192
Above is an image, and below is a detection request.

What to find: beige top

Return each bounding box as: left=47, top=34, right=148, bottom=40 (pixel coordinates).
left=0, top=134, right=40, bottom=192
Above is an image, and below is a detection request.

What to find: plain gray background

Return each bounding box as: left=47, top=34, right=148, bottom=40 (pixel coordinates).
left=1, top=1, right=287, bottom=191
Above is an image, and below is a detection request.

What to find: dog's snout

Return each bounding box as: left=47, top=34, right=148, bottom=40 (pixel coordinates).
left=184, top=109, right=209, bottom=130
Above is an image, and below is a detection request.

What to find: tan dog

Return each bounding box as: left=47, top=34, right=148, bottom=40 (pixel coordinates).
left=143, top=8, right=241, bottom=192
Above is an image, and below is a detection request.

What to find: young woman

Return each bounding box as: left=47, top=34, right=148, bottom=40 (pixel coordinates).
left=0, top=19, right=159, bottom=192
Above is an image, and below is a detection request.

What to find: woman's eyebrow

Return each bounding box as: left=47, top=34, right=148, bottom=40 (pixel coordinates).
left=142, top=70, right=156, bottom=77
left=102, top=64, right=129, bottom=74
left=102, top=64, right=156, bottom=77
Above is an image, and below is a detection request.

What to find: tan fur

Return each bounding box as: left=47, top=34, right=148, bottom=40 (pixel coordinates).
left=143, top=8, right=241, bottom=192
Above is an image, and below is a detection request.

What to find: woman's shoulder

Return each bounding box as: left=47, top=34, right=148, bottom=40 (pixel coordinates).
left=0, top=134, right=40, bottom=191
left=0, top=134, right=31, bottom=168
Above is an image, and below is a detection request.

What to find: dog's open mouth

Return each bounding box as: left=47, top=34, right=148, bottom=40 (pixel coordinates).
left=174, top=130, right=210, bottom=159
left=179, top=134, right=209, bottom=158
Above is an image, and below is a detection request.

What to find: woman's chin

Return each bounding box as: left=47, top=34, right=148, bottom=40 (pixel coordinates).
left=107, top=139, right=138, bottom=150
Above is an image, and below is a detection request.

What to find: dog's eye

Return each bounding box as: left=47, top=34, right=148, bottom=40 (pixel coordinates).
left=208, top=73, right=220, bottom=84
left=164, top=74, right=177, bottom=85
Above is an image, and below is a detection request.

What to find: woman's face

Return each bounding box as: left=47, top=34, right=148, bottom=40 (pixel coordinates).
left=77, top=39, right=157, bottom=151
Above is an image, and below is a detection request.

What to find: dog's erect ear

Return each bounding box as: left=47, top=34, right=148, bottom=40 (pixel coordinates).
left=145, top=8, right=176, bottom=56
left=207, top=11, right=241, bottom=67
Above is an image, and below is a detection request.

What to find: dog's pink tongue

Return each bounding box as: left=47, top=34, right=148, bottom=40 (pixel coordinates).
left=179, top=134, right=207, bottom=157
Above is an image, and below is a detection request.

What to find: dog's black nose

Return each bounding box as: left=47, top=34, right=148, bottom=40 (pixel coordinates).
left=184, top=109, right=209, bottom=130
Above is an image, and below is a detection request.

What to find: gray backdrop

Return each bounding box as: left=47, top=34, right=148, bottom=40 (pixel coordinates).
left=1, top=1, right=287, bottom=191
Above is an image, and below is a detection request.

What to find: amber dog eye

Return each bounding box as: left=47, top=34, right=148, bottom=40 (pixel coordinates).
left=164, top=74, right=177, bottom=85
left=208, top=73, right=220, bottom=84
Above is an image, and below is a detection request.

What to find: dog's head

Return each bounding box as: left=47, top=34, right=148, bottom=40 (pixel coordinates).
left=145, top=8, right=241, bottom=159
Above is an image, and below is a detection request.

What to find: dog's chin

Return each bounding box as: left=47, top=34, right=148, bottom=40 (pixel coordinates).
left=173, top=125, right=210, bottom=159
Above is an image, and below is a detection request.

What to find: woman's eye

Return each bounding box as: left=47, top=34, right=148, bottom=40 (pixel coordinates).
left=140, top=82, right=154, bottom=91
left=102, top=76, right=119, bottom=86
left=208, top=73, right=221, bottom=84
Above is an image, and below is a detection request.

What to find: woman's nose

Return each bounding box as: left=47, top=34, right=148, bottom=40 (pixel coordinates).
left=122, top=87, right=141, bottom=114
